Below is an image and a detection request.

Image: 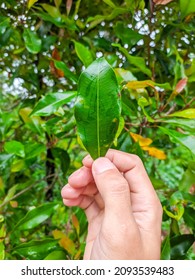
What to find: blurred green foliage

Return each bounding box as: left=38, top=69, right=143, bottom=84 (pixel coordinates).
left=0, top=0, right=195, bottom=260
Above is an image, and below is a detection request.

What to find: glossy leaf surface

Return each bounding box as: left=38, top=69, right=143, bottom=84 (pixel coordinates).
left=170, top=234, right=195, bottom=260
left=31, top=91, right=76, bottom=116
left=14, top=203, right=58, bottom=230
left=23, top=29, right=42, bottom=54
left=75, top=58, right=121, bottom=159
left=4, top=141, right=25, bottom=158
left=13, top=239, right=58, bottom=260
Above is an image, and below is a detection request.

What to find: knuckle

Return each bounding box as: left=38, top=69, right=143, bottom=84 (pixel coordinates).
left=131, top=154, right=143, bottom=167
left=109, top=176, right=129, bottom=194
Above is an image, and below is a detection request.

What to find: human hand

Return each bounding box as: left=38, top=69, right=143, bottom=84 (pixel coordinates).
left=61, top=149, right=162, bottom=260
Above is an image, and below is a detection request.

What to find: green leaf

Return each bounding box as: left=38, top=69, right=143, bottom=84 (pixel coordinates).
left=44, top=250, right=67, bottom=260
left=170, top=234, right=195, bottom=260
left=183, top=206, right=195, bottom=230
left=180, top=0, right=195, bottom=18
left=73, top=41, right=94, bottom=67
left=103, top=0, right=116, bottom=8
left=41, top=4, right=61, bottom=18
left=0, top=154, right=13, bottom=171
left=14, top=203, right=58, bottom=230
left=0, top=16, right=10, bottom=34
left=179, top=162, right=195, bottom=192
left=24, top=142, right=45, bottom=159
left=160, top=118, right=195, bottom=133
left=11, top=159, right=26, bottom=172
left=138, top=97, right=154, bottom=122
left=4, top=141, right=25, bottom=158
left=51, top=148, right=70, bottom=176
left=12, top=239, right=58, bottom=260
left=35, top=12, right=65, bottom=27
left=114, top=22, right=143, bottom=46
left=0, top=242, right=5, bottom=260
left=161, top=235, right=171, bottom=260
left=23, top=29, right=42, bottom=54
left=163, top=204, right=184, bottom=221
left=114, top=68, right=137, bottom=83
left=31, top=91, right=76, bottom=116
left=19, top=107, right=44, bottom=135
left=159, top=127, right=195, bottom=155
left=2, top=185, right=17, bottom=205
left=54, top=61, right=78, bottom=83
left=87, top=8, right=128, bottom=30
left=113, top=117, right=125, bottom=146
left=112, top=43, right=152, bottom=77
left=75, top=57, right=121, bottom=159
left=28, top=0, right=39, bottom=9
left=169, top=109, right=195, bottom=119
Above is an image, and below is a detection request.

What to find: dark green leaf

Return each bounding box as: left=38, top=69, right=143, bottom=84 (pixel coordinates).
left=12, top=239, right=58, bottom=260
left=0, top=27, right=13, bottom=47
left=114, top=22, right=143, bottom=46
left=14, top=203, right=59, bottom=230
left=75, top=57, right=121, bottom=159
left=23, top=29, right=42, bottom=54
left=31, top=91, right=76, bottom=116
left=183, top=206, right=195, bottom=230
left=182, top=192, right=195, bottom=204
left=170, top=234, right=195, bottom=260
left=0, top=16, right=10, bottom=34
left=52, top=148, right=70, bottom=176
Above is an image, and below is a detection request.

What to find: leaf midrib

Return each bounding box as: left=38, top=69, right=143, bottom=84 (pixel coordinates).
left=97, top=62, right=100, bottom=157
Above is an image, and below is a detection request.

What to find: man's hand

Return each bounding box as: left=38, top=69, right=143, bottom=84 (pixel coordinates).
left=61, top=149, right=162, bottom=259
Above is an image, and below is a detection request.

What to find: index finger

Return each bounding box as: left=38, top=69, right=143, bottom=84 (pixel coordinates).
left=83, top=149, right=155, bottom=197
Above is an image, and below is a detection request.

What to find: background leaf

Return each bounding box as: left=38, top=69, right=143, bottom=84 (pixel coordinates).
left=23, top=29, right=42, bottom=54
left=14, top=203, right=59, bottom=230
left=180, top=0, right=195, bottom=18
left=170, top=234, right=195, bottom=260
left=4, top=141, right=25, bottom=158
left=31, top=92, right=76, bottom=116
left=161, top=235, right=171, bottom=260
left=169, top=108, right=195, bottom=119
left=73, top=41, right=94, bottom=67
left=12, top=239, right=58, bottom=260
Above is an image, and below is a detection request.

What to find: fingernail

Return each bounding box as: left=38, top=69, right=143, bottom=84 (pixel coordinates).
left=93, top=157, right=115, bottom=174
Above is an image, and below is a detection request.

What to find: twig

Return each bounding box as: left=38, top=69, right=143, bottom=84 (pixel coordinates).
left=183, top=97, right=195, bottom=110
left=0, top=174, right=55, bottom=209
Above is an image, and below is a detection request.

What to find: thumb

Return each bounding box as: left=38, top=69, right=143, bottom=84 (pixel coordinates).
left=92, top=157, right=133, bottom=224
